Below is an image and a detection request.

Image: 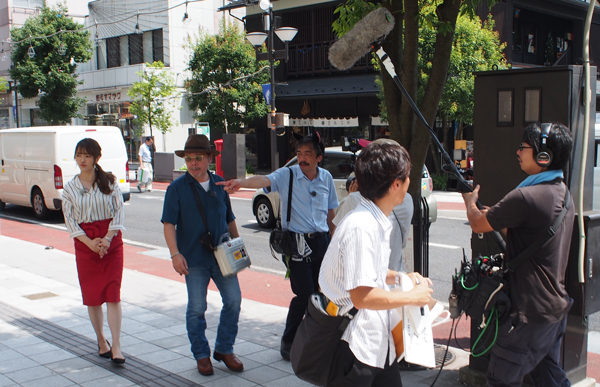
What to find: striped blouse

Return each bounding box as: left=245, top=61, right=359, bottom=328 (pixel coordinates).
left=62, top=175, right=126, bottom=238
left=319, top=196, right=395, bottom=369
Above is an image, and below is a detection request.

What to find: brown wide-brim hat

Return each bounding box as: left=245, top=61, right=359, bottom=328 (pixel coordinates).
left=175, top=135, right=220, bottom=157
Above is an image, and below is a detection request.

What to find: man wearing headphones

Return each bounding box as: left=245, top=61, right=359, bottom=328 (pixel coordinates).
left=461, top=122, right=574, bottom=387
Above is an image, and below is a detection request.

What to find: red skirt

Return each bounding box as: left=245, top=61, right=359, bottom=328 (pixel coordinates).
left=74, top=218, right=123, bottom=306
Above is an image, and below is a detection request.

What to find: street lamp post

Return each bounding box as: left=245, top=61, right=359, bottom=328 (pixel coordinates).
left=245, top=0, right=297, bottom=170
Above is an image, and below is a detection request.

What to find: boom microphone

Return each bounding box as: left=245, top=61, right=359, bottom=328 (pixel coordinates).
left=328, top=7, right=395, bottom=70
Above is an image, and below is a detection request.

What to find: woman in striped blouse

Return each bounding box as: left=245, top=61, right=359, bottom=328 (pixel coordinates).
left=62, top=138, right=126, bottom=364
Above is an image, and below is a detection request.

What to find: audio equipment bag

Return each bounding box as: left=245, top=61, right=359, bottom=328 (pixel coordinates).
left=290, top=292, right=358, bottom=386
left=214, top=234, right=251, bottom=277
left=269, top=167, right=295, bottom=258
left=450, top=188, right=571, bottom=323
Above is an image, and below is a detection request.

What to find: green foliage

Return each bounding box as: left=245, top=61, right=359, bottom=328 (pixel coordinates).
left=10, top=3, right=92, bottom=125
left=332, top=0, right=378, bottom=38
left=431, top=173, right=448, bottom=191
left=186, top=19, right=270, bottom=137
left=0, top=78, right=8, bottom=93
left=419, top=14, right=508, bottom=124
left=246, top=162, right=255, bottom=175
left=128, top=61, right=177, bottom=138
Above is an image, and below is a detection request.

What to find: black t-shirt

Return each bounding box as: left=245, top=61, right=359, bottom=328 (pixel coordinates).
left=486, top=181, right=574, bottom=324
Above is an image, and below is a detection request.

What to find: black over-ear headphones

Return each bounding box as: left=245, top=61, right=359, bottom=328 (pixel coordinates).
left=535, top=123, right=553, bottom=167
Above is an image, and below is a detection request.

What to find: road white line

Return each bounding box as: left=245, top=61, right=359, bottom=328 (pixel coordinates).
left=231, top=197, right=252, bottom=201
left=437, top=216, right=468, bottom=221
left=123, top=239, right=164, bottom=250
left=429, top=242, right=462, bottom=249
left=250, top=265, right=286, bottom=276
left=1, top=214, right=69, bottom=232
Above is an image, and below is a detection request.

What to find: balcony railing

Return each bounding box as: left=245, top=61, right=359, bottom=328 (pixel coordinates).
left=285, top=41, right=374, bottom=77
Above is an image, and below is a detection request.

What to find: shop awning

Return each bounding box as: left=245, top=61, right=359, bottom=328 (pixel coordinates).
left=289, top=117, right=359, bottom=127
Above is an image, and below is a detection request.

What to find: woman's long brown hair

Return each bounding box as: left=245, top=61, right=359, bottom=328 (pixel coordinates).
left=74, top=138, right=116, bottom=195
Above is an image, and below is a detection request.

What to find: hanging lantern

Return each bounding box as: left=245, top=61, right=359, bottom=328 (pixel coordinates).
left=58, top=42, right=66, bottom=56
left=27, top=44, right=35, bottom=58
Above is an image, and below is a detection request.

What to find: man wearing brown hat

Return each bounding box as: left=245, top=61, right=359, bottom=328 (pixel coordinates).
left=161, top=134, right=243, bottom=376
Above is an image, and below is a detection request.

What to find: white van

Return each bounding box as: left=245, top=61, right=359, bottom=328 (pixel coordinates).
left=0, top=126, right=131, bottom=219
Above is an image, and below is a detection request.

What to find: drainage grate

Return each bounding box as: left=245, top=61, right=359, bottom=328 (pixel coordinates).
left=23, top=292, right=58, bottom=300
left=434, top=343, right=456, bottom=367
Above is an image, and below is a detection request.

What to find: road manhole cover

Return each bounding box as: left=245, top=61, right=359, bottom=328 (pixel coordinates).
left=435, top=343, right=456, bottom=367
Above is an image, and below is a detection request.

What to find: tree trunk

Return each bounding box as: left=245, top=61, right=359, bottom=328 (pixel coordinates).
left=410, top=0, right=461, bottom=199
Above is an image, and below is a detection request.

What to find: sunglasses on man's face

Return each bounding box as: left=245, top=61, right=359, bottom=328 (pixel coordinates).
left=184, top=155, right=205, bottom=162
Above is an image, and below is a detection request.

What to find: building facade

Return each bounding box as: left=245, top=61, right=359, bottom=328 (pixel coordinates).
left=240, top=0, right=600, bottom=169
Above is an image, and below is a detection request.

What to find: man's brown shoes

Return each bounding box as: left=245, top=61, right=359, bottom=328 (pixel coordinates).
left=213, top=352, right=244, bottom=372
left=197, top=357, right=214, bottom=376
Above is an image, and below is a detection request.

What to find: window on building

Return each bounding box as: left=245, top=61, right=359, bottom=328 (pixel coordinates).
left=107, top=37, right=120, bottom=68
left=129, top=34, right=144, bottom=65
left=152, top=29, right=164, bottom=63
left=87, top=104, right=98, bottom=116
left=13, top=0, right=43, bottom=7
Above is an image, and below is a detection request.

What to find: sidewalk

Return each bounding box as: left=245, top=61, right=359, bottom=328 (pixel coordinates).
left=1, top=189, right=598, bottom=387
left=0, top=234, right=471, bottom=387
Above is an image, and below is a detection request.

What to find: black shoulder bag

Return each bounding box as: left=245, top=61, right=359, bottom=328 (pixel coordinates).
left=190, top=182, right=216, bottom=253
left=269, top=167, right=295, bottom=258
left=290, top=292, right=358, bottom=386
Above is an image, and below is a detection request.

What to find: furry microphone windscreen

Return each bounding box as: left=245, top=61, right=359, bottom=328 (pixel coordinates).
left=328, top=7, right=395, bottom=71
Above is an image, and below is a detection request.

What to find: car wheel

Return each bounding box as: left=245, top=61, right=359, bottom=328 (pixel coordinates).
left=255, top=197, right=276, bottom=229
left=0, top=200, right=5, bottom=211
left=31, top=188, right=49, bottom=219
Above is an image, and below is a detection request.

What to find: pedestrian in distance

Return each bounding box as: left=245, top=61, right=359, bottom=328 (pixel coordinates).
left=461, top=122, right=574, bottom=387
left=61, top=138, right=127, bottom=364
left=218, top=132, right=339, bottom=361
left=137, top=136, right=154, bottom=192
left=162, top=134, right=244, bottom=376
left=319, top=141, right=433, bottom=387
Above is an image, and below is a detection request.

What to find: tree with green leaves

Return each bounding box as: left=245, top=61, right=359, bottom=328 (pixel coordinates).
left=333, top=0, right=500, bottom=199
left=10, top=3, right=92, bottom=125
left=128, top=61, right=177, bottom=145
left=419, top=14, right=508, bottom=172
left=186, top=19, right=270, bottom=137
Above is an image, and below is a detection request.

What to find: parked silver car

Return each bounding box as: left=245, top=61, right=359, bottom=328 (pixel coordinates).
left=251, top=147, right=438, bottom=228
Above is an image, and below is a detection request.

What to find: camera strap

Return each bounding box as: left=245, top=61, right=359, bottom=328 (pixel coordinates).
left=506, top=186, right=571, bottom=272
left=190, top=181, right=211, bottom=237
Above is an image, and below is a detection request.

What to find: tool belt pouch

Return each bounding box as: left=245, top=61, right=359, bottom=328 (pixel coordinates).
left=269, top=228, right=295, bottom=256
left=200, top=232, right=216, bottom=253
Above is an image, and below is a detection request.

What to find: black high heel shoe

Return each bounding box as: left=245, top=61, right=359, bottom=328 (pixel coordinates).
left=111, top=352, right=126, bottom=365
left=98, top=340, right=112, bottom=359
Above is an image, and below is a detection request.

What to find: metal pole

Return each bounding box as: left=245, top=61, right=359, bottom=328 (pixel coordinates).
left=269, top=8, right=279, bottom=171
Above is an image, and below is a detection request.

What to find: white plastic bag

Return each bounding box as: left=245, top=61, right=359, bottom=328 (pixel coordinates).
left=138, top=167, right=150, bottom=183
left=390, top=273, right=450, bottom=368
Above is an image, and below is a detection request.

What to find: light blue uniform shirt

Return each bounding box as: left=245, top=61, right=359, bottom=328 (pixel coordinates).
left=267, top=165, right=338, bottom=233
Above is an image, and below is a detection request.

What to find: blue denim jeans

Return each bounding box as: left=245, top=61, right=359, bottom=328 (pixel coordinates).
left=185, top=265, right=242, bottom=359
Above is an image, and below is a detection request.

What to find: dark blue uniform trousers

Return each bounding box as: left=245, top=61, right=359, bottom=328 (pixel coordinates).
left=487, top=313, right=571, bottom=387
left=282, top=233, right=330, bottom=344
